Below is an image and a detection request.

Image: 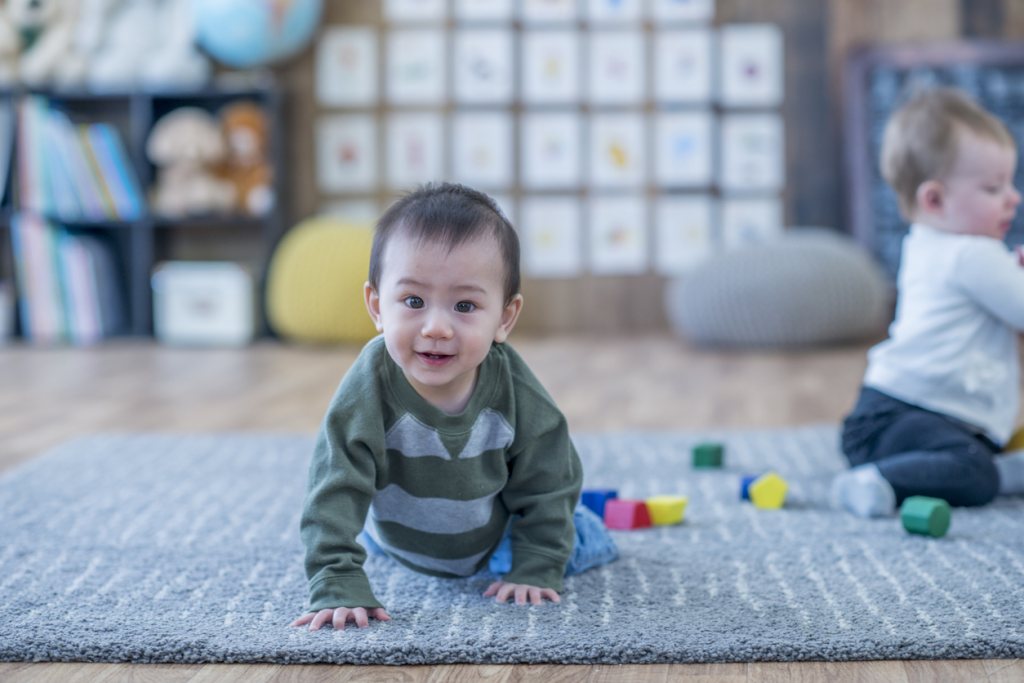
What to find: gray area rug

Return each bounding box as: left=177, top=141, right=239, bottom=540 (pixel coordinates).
left=2, top=428, right=1024, bottom=664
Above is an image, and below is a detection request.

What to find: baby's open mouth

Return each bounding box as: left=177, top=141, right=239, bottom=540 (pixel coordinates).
left=418, top=352, right=453, bottom=364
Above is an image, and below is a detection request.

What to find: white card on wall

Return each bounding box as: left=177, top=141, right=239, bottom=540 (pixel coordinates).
left=521, top=112, right=582, bottom=189
left=720, top=23, right=783, bottom=107
left=386, top=30, right=447, bottom=105
left=488, top=193, right=516, bottom=226
left=386, top=113, right=445, bottom=189
left=654, top=29, right=713, bottom=103
left=521, top=196, right=582, bottom=278
left=649, top=0, right=714, bottom=24
left=522, top=31, right=580, bottom=104
left=655, top=111, right=714, bottom=188
left=587, top=0, right=642, bottom=24
left=588, top=195, right=648, bottom=275
left=320, top=199, right=381, bottom=224
left=316, top=27, right=378, bottom=107
left=455, top=0, right=514, bottom=21
left=384, top=0, right=447, bottom=23
left=721, top=196, right=783, bottom=249
left=521, top=0, right=578, bottom=24
left=316, top=115, right=377, bottom=193
left=655, top=195, right=716, bottom=274
left=589, top=113, right=645, bottom=188
left=451, top=112, right=513, bottom=188
left=453, top=30, right=515, bottom=104
left=720, top=113, right=784, bottom=191
left=588, top=31, right=645, bottom=104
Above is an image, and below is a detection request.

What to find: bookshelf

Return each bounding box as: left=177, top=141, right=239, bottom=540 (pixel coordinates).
left=0, top=84, right=285, bottom=340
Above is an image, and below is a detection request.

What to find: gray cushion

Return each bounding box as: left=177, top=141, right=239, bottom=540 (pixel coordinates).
left=665, top=230, right=891, bottom=348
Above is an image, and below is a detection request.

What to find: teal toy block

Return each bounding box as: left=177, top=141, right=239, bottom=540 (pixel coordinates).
left=693, top=442, right=724, bottom=468
left=900, top=496, right=951, bottom=538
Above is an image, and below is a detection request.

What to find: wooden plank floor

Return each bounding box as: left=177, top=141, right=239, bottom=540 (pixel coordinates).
left=0, top=335, right=1020, bottom=682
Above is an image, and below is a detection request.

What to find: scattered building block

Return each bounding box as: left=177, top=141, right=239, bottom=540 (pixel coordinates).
left=900, top=496, right=951, bottom=538
left=740, top=475, right=759, bottom=501
left=1007, top=427, right=1024, bottom=452
left=646, top=495, right=688, bottom=525
left=581, top=489, right=618, bottom=518
left=603, top=499, right=652, bottom=530
left=749, top=472, right=787, bottom=509
left=693, top=442, right=724, bottom=468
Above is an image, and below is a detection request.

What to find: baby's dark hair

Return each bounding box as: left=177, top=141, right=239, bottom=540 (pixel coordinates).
left=368, top=183, right=521, bottom=306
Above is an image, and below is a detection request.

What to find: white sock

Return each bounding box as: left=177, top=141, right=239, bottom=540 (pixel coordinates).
left=996, top=449, right=1024, bottom=495
left=830, top=463, right=897, bottom=518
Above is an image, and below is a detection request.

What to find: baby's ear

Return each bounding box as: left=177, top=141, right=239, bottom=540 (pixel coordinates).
left=364, top=282, right=384, bottom=332
left=916, top=179, right=946, bottom=216
left=494, top=294, right=523, bottom=343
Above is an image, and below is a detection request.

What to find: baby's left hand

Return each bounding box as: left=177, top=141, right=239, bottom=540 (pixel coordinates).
left=484, top=580, right=561, bottom=606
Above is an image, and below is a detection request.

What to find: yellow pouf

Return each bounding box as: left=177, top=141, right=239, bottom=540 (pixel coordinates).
left=265, top=217, right=379, bottom=344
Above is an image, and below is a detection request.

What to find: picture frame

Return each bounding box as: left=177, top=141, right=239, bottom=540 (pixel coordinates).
left=719, top=23, right=784, bottom=108
left=316, top=26, right=378, bottom=107
left=386, top=30, right=447, bottom=105
left=720, top=196, right=783, bottom=249
left=520, top=196, right=583, bottom=278
left=588, top=30, right=645, bottom=105
left=654, top=29, right=713, bottom=104
left=451, top=112, right=514, bottom=188
left=521, top=30, right=580, bottom=104
left=454, top=0, right=514, bottom=22
left=654, top=111, right=715, bottom=188
left=648, top=0, right=715, bottom=24
left=453, top=29, right=516, bottom=104
left=520, top=112, right=583, bottom=189
left=586, top=0, right=642, bottom=24
left=588, top=195, right=648, bottom=275
left=719, top=113, right=785, bottom=192
left=315, top=115, right=378, bottom=193
left=521, top=0, right=579, bottom=24
left=386, top=113, right=446, bottom=189
left=655, top=194, right=716, bottom=274
left=383, top=0, right=447, bottom=23
left=589, top=113, right=646, bottom=188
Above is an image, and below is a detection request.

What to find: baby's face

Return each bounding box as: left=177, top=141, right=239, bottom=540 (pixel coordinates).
left=938, top=130, right=1021, bottom=240
left=366, top=233, right=518, bottom=411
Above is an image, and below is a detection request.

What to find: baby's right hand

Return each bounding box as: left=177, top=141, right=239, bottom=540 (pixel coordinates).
left=291, top=606, right=392, bottom=631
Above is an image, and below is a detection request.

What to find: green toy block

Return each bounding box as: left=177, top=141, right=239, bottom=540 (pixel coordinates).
left=692, top=442, right=724, bottom=468
left=749, top=471, right=787, bottom=510
left=900, top=496, right=951, bottom=538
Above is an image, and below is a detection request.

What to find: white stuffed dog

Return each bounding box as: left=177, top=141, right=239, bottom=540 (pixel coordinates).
left=7, top=0, right=80, bottom=86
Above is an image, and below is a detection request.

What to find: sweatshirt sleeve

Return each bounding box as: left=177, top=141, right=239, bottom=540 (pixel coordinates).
left=953, top=239, right=1024, bottom=330
left=299, top=354, right=387, bottom=612
left=498, top=388, right=583, bottom=593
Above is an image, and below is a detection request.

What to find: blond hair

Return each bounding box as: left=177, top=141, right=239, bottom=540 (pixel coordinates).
left=880, top=87, right=1015, bottom=219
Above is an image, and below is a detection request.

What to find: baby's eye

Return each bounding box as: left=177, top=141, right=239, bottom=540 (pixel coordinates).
left=455, top=301, right=475, bottom=313
left=405, top=296, right=424, bottom=309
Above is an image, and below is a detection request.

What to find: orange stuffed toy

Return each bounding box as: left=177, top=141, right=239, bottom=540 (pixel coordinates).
left=218, top=101, right=275, bottom=217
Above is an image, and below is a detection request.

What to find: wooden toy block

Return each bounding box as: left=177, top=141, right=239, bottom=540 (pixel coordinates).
left=749, top=472, right=787, bottom=509
left=603, top=499, right=652, bottom=530
left=581, top=489, right=618, bottom=518
left=645, top=495, right=688, bottom=525
left=740, top=475, right=759, bottom=500
left=900, top=496, right=951, bottom=538
left=693, top=442, right=724, bottom=468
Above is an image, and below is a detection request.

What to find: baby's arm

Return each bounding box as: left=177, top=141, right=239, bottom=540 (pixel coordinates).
left=483, top=580, right=561, bottom=606
left=292, top=606, right=391, bottom=630
left=957, top=241, right=1024, bottom=329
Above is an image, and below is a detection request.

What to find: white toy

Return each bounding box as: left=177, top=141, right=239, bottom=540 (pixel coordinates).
left=0, top=6, right=20, bottom=86
left=147, top=107, right=236, bottom=218
left=138, top=0, right=210, bottom=90
left=86, top=0, right=157, bottom=91
left=52, top=0, right=122, bottom=87
left=7, top=0, right=80, bottom=87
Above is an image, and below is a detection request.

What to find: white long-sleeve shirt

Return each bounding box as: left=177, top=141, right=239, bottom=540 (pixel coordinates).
left=864, top=223, right=1024, bottom=445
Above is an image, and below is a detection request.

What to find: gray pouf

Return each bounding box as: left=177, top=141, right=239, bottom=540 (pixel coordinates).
left=665, top=230, right=891, bottom=348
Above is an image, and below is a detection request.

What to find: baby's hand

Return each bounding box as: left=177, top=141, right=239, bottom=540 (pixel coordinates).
left=484, top=580, right=561, bottom=606
left=291, top=607, right=392, bottom=631
left=1015, top=245, right=1024, bottom=267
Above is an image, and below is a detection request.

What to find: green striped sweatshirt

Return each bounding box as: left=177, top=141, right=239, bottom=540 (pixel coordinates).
left=300, top=336, right=583, bottom=611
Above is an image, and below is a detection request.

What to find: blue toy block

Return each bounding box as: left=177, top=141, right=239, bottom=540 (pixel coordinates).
left=740, top=475, right=759, bottom=500
left=581, top=489, right=618, bottom=518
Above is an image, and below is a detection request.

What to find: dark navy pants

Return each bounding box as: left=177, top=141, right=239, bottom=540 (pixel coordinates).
left=841, top=387, right=1001, bottom=507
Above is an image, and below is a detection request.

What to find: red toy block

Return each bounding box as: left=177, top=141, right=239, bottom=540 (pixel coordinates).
left=603, top=499, right=652, bottom=530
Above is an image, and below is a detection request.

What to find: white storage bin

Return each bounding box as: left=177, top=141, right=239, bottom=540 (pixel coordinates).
left=152, top=262, right=256, bottom=346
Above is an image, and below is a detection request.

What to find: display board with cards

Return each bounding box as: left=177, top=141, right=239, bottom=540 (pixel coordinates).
left=845, top=41, right=1024, bottom=280
left=314, top=0, right=785, bottom=279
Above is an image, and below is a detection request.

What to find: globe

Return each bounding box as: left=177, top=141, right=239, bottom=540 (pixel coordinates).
left=192, top=0, right=323, bottom=69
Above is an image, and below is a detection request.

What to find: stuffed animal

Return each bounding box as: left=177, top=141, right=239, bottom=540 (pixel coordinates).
left=55, top=0, right=123, bottom=88
left=7, top=0, right=80, bottom=86
left=86, top=0, right=155, bottom=90
left=138, top=0, right=210, bottom=90
left=218, top=101, right=275, bottom=217
left=147, top=107, right=236, bottom=218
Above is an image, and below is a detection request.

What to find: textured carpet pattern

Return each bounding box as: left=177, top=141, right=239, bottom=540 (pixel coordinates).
left=2, top=428, right=1024, bottom=664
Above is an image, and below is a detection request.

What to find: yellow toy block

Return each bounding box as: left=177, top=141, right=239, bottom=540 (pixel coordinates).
left=1007, top=427, right=1024, bottom=452
left=645, top=495, right=688, bottom=525
left=749, top=472, right=787, bottom=510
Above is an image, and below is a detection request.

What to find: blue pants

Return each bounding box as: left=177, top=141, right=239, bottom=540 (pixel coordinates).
left=841, top=387, right=1001, bottom=507
left=358, top=504, right=619, bottom=578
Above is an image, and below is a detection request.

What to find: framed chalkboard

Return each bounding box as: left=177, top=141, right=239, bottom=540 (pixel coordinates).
left=845, top=41, right=1024, bottom=280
